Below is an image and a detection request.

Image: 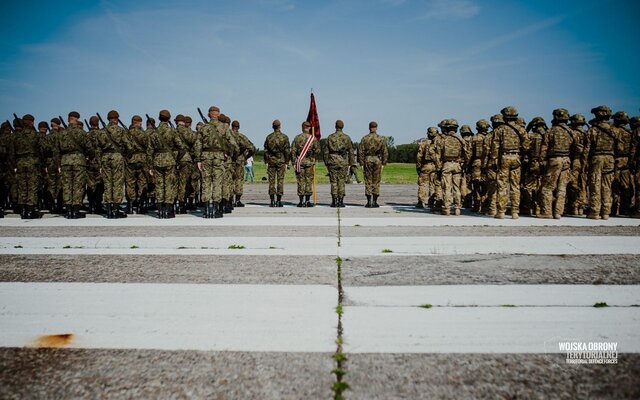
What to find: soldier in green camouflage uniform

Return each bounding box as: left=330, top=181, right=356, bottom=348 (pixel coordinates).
left=468, top=120, right=489, bottom=212
left=231, top=120, right=256, bottom=207
left=436, top=119, right=469, bottom=216
left=323, top=120, right=354, bottom=208
left=36, top=121, right=49, bottom=210
left=95, top=110, right=133, bottom=219
left=459, top=125, right=473, bottom=209
left=358, top=121, right=388, bottom=208
left=9, top=118, right=23, bottom=213
left=54, top=111, right=92, bottom=219
left=520, top=117, right=546, bottom=216
left=219, top=115, right=239, bottom=213
left=173, top=114, right=195, bottom=214
left=185, top=116, right=201, bottom=209
left=611, top=111, right=633, bottom=216
left=125, top=115, right=149, bottom=214
left=415, top=127, right=440, bottom=209
left=194, top=106, right=228, bottom=218
left=0, top=122, right=14, bottom=217
left=291, top=121, right=320, bottom=207
left=538, top=109, right=578, bottom=219
left=584, top=105, right=618, bottom=220
left=486, top=107, right=530, bottom=219
left=567, top=114, right=588, bottom=215
left=631, top=116, right=640, bottom=217
left=85, top=116, right=105, bottom=214
left=264, top=120, right=290, bottom=207
left=12, top=114, right=43, bottom=219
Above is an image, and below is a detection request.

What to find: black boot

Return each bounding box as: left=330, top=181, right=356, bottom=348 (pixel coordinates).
left=339, top=197, right=345, bottom=208
left=276, top=195, right=283, bottom=207
left=73, top=205, right=85, bottom=219
left=222, top=199, right=231, bottom=214
left=202, top=201, right=211, bottom=218
left=235, top=195, right=245, bottom=207
left=138, top=198, right=147, bottom=215
left=177, top=201, right=186, bottom=215
left=305, top=195, right=313, bottom=208
left=113, top=203, right=127, bottom=219
left=126, top=202, right=133, bottom=215
left=372, top=195, right=380, bottom=208
left=28, top=205, right=40, bottom=219
left=186, top=197, right=195, bottom=211
left=157, top=203, right=165, bottom=219
left=297, top=196, right=304, bottom=207
left=104, top=203, right=112, bottom=219
left=228, top=198, right=234, bottom=210
left=365, top=195, right=372, bottom=208
left=64, top=205, right=73, bottom=219
left=330, top=197, right=337, bottom=208
left=269, top=195, right=276, bottom=207
left=167, top=203, right=175, bottom=219
left=214, top=202, right=223, bottom=218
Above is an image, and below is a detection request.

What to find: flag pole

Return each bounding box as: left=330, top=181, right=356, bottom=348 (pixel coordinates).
left=312, top=125, right=317, bottom=206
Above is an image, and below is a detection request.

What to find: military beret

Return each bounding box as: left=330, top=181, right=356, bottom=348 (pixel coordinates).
left=368, top=121, right=377, bottom=129
left=68, top=111, right=80, bottom=119
left=336, top=120, right=345, bottom=129
left=272, top=119, right=281, bottom=128
left=218, top=113, right=227, bottom=122
left=232, top=120, right=240, bottom=128
left=89, top=116, right=99, bottom=126
left=490, top=114, right=505, bottom=124
left=106, top=110, right=118, bottom=119
left=591, top=105, right=612, bottom=115
left=159, top=109, right=171, bottom=119
left=13, top=118, right=23, bottom=128
left=302, top=121, right=311, bottom=128
left=22, top=114, right=35, bottom=122
left=132, top=115, right=142, bottom=122
left=476, top=119, right=490, bottom=131
left=51, top=117, right=61, bottom=125
left=175, top=114, right=185, bottom=122
left=209, top=106, right=220, bottom=112
left=78, top=121, right=84, bottom=128
left=612, top=111, right=629, bottom=122
left=570, top=114, right=586, bottom=125
left=38, top=121, right=49, bottom=129
left=185, top=116, right=193, bottom=124
left=500, top=106, right=519, bottom=119
left=225, top=115, right=232, bottom=124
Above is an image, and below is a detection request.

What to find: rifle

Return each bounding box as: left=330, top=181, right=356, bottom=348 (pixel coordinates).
left=58, top=116, right=68, bottom=129
left=12, top=113, right=19, bottom=121
left=145, top=114, right=156, bottom=129
left=5, top=120, right=15, bottom=133
left=197, top=107, right=208, bottom=123
left=84, top=119, right=90, bottom=131
left=168, top=120, right=175, bottom=129
left=118, top=118, right=130, bottom=131
left=96, top=113, right=107, bottom=129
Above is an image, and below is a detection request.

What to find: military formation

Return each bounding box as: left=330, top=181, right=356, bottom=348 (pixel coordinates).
left=2, top=104, right=639, bottom=220
left=416, top=105, right=640, bottom=219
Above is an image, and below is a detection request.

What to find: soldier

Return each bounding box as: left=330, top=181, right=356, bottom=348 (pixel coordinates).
left=486, top=107, right=530, bottom=219
left=54, top=111, right=92, bottom=219
left=86, top=116, right=105, bottom=214
left=566, top=114, right=589, bottom=216
left=95, top=110, right=132, bottom=219
left=37, top=121, right=52, bottom=211
left=185, top=116, right=201, bottom=210
left=520, top=117, right=546, bottom=216
left=12, top=114, right=43, bottom=219
left=611, top=111, right=633, bottom=216
left=584, top=105, right=617, bottom=220
left=469, top=120, right=489, bottom=212
left=144, top=117, right=158, bottom=211
left=263, top=119, right=290, bottom=207
left=481, top=115, right=501, bottom=216
left=46, top=118, right=65, bottom=213
left=415, top=127, right=439, bottom=209
left=220, top=114, right=239, bottom=213
left=9, top=117, right=24, bottom=214
left=358, top=121, right=388, bottom=207
left=323, top=120, right=354, bottom=208
left=173, top=114, right=196, bottom=214
left=631, top=116, right=640, bottom=217
left=538, top=109, right=578, bottom=219
left=459, top=124, right=473, bottom=208
left=125, top=115, right=149, bottom=214
left=291, top=121, right=320, bottom=207
left=231, top=120, right=256, bottom=207
left=195, top=106, right=228, bottom=218
left=436, top=119, right=469, bottom=216
left=0, top=122, right=14, bottom=217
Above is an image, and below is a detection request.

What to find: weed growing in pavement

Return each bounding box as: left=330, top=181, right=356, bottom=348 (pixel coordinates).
left=419, top=304, right=433, bottom=309
left=382, top=248, right=393, bottom=253
left=593, top=302, right=608, bottom=308
left=228, top=244, right=246, bottom=249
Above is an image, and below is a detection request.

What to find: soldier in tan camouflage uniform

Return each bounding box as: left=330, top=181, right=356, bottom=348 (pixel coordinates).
left=291, top=121, right=320, bottom=207
left=323, top=120, right=354, bottom=208
left=631, top=116, right=640, bottom=217
left=358, top=121, right=388, bottom=208
left=173, top=114, right=195, bottom=214
left=610, top=111, right=633, bottom=216
left=459, top=125, right=473, bottom=209
left=415, top=127, right=440, bottom=209
left=125, top=115, right=149, bottom=214
left=538, top=109, right=578, bottom=219
left=264, top=120, right=290, bottom=207
left=469, top=120, right=489, bottom=212
left=486, top=107, right=530, bottom=219
left=436, top=119, right=469, bottom=216
left=481, top=115, right=501, bottom=216
left=520, top=117, right=546, bottom=216
left=584, top=105, right=617, bottom=220
left=231, top=120, right=256, bottom=207
left=0, top=121, right=14, bottom=217
left=12, top=114, right=43, bottom=219
left=566, top=114, right=589, bottom=216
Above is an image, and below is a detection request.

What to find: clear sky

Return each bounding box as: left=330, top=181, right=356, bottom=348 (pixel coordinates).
left=1, top=0, right=638, bottom=145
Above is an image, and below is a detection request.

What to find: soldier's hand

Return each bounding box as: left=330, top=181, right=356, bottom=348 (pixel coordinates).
left=197, top=162, right=203, bottom=171
left=149, top=169, right=154, bottom=177
left=58, top=167, right=61, bottom=173
left=44, top=167, right=48, bottom=174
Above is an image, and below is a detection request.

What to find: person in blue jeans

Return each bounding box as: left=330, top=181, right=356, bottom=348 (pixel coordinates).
left=244, top=156, right=254, bottom=182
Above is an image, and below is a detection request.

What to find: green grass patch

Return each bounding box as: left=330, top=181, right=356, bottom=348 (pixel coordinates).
left=335, top=305, right=343, bottom=315
left=13, top=245, right=22, bottom=248
left=593, top=302, right=608, bottom=308
left=248, top=162, right=418, bottom=184
left=419, top=304, right=433, bottom=309
left=228, top=244, right=246, bottom=249
left=382, top=248, right=393, bottom=253
left=501, top=304, right=516, bottom=307
left=130, top=245, right=139, bottom=249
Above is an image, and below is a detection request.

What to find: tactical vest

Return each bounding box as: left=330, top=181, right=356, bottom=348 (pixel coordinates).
left=529, top=133, right=543, bottom=160
left=422, top=140, right=436, bottom=163
left=443, top=135, right=463, bottom=161
left=501, top=125, right=520, bottom=153
left=547, top=126, right=572, bottom=157
left=471, top=135, right=484, bottom=159
left=592, top=124, right=615, bottom=156
left=615, top=127, right=632, bottom=158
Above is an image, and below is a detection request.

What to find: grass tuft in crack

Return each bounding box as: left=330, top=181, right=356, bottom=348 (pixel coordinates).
left=419, top=304, right=433, bottom=309
left=228, top=244, right=245, bottom=249
left=593, top=302, right=608, bottom=308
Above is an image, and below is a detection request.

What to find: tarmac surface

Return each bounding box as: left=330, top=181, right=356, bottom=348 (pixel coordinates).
left=1, top=184, right=639, bottom=399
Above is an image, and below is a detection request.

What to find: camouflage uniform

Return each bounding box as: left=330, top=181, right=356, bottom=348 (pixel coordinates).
left=95, top=120, right=133, bottom=207
left=436, top=119, right=469, bottom=215
left=459, top=125, right=473, bottom=208
left=358, top=122, right=388, bottom=207
left=567, top=114, right=588, bottom=215
left=520, top=117, right=546, bottom=216
left=12, top=122, right=43, bottom=217
left=538, top=109, right=578, bottom=218
left=40, top=128, right=61, bottom=211
left=86, top=123, right=105, bottom=214
left=263, top=122, right=290, bottom=206
left=291, top=125, right=320, bottom=206
left=125, top=121, right=149, bottom=213
left=486, top=107, right=530, bottom=219
left=584, top=106, right=617, bottom=219
left=469, top=121, right=489, bottom=212
left=194, top=117, right=228, bottom=217
left=323, top=122, right=354, bottom=207
left=220, top=116, right=239, bottom=212
left=416, top=128, right=440, bottom=209
left=611, top=112, right=634, bottom=216
left=0, top=123, right=14, bottom=215
left=174, top=120, right=196, bottom=213
left=231, top=123, right=256, bottom=206
left=631, top=117, right=640, bottom=217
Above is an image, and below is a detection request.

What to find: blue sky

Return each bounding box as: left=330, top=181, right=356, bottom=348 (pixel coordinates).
left=1, top=0, right=638, bottom=145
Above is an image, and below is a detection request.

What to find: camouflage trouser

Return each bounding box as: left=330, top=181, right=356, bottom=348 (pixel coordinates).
left=61, top=164, right=87, bottom=206
left=267, top=164, right=286, bottom=196
left=125, top=162, right=148, bottom=202
left=363, top=157, right=382, bottom=196
left=441, top=161, right=463, bottom=212
left=153, top=165, right=176, bottom=204
left=539, top=156, right=571, bottom=217
left=190, top=166, right=202, bottom=200
left=417, top=162, right=437, bottom=205
left=15, top=160, right=39, bottom=206
left=520, top=161, right=542, bottom=215
left=496, top=154, right=521, bottom=215
left=612, top=157, right=633, bottom=215
left=233, top=161, right=245, bottom=196
left=296, top=165, right=314, bottom=196
left=101, top=153, right=125, bottom=204
left=0, top=170, right=10, bottom=206
left=175, top=161, right=192, bottom=202
left=567, top=160, right=587, bottom=214
left=635, top=169, right=640, bottom=215
left=10, top=169, right=18, bottom=204
left=222, top=160, right=234, bottom=201
left=45, top=159, right=60, bottom=200
left=461, top=171, right=471, bottom=207
left=483, top=168, right=497, bottom=214
left=588, top=155, right=614, bottom=217
left=328, top=165, right=347, bottom=197
left=86, top=166, right=104, bottom=206
left=469, top=159, right=484, bottom=212
left=201, top=159, right=224, bottom=203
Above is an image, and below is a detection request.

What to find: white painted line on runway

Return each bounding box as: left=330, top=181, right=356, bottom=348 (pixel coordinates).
left=0, top=283, right=335, bottom=352
left=1, top=236, right=639, bottom=256
left=343, top=307, right=640, bottom=353
left=345, top=285, right=640, bottom=307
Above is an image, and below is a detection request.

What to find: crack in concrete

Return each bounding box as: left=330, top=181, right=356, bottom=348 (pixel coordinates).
left=332, top=207, right=349, bottom=399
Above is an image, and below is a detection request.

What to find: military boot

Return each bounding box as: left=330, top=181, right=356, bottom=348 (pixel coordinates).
left=229, top=198, right=234, bottom=210
left=365, top=195, right=372, bottom=208
left=28, top=205, right=41, bottom=219
left=73, top=205, right=85, bottom=219
left=276, top=195, right=283, bottom=207
left=214, top=202, right=223, bottom=218
left=113, top=204, right=127, bottom=219
left=64, top=205, right=73, bottom=219
left=338, top=197, right=345, bottom=208
left=0, top=208, right=3, bottom=218
left=455, top=208, right=461, bottom=216
left=159, top=203, right=167, bottom=219
left=415, top=201, right=425, bottom=209
left=305, top=195, right=313, bottom=208
left=223, top=200, right=232, bottom=214
left=494, top=212, right=505, bottom=219
left=372, top=195, right=380, bottom=208
left=165, top=203, right=174, bottom=218
left=297, top=196, right=304, bottom=207
left=330, top=197, right=337, bottom=208
left=126, top=202, right=133, bottom=215
left=235, top=195, right=245, bottom=207
left=269, top=195, right=276, bottom=207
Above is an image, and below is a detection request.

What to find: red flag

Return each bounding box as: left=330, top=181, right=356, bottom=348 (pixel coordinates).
left=306, top=92, right=320, bottom=139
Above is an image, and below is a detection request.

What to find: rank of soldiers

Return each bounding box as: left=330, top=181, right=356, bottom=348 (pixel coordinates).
left=1, top=105, right=639, bottom=220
